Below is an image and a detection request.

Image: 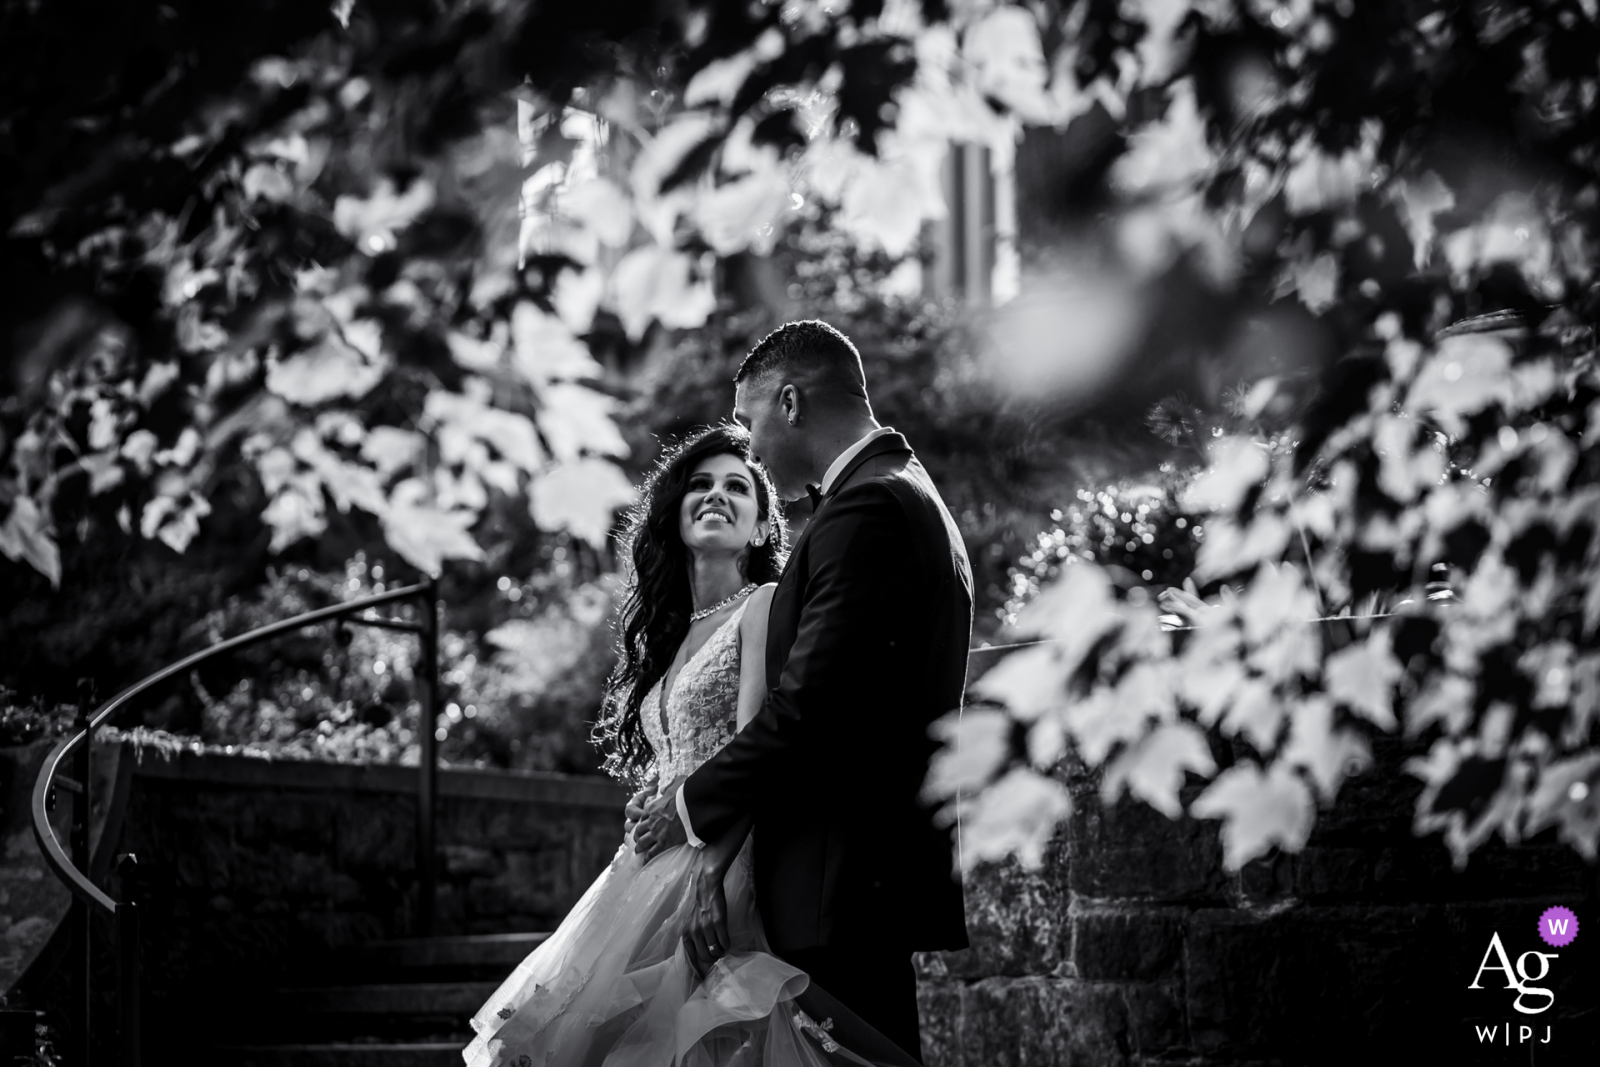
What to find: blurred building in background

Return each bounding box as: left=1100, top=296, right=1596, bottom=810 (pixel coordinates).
left=926, top=142, right=1018, bottom=307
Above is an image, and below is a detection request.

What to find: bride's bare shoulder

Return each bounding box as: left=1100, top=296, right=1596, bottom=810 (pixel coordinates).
left=739, top=583, right=777, bottom=639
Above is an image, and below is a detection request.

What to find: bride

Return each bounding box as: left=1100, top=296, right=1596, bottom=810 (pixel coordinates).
left=464, top=424, right=915, bottom=1067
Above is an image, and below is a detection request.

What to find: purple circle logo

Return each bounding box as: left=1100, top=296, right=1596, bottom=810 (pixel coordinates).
left=1538, top=906, right=1579, bottom=948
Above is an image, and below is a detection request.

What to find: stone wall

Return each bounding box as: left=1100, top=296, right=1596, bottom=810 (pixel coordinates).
left=12, top=746, right=625, bottom=1050
left=914, top=737, right=1600, bottom=1066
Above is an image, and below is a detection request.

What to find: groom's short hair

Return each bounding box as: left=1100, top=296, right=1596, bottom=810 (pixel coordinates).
left=735, top=320, right=867, bottom=402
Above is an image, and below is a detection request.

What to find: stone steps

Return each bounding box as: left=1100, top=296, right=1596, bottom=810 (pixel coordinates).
left=212, top=933, right=546, bottom=1063
left=216, top=1043, right=466, bottom=1067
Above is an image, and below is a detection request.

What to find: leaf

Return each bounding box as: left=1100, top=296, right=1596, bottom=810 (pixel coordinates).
left=141, top=492, right=212, bottom=553
left=1101, top=721, right=1216, bottom=819
left=1111, top=80, right=1212, bottom=193
left=293, top=430, right=388, bottom=515
left=82, top=451, right=125, bottom=495
left=381, top=479, right=485, bottom=575
left=609, top=245, right=717, bottom=341
left=1239, top=562, right=1319, bottom=645
left=425, top=389, right=545, bottom=474
left=526, top=458, right=636, bottom=547
left=261, top=473, right=327, bottom=553
left=963, top=7, right=1053, bottom=121
left=971, top=643, right=1075, bottom=722
left=1405, top=673, right=1474, bottom=737
left=0, top=495, right=61, bottom=587
left=1290, top=251, right=1339, bottom=313
left=550, top=267, right=604, bottom=334
left=838, top=155, right=943, bottom=258
left=360, top=426, right=424, bottom=478
left=693, top=166, right=793, bottom=256
left=1373, top=414, right=1444, bottom=504
left=1283, top=144, right=1370, bottom=216
left=333, top=177, right=436, bottom=251
left=923, top=707, right=1014, bottom=804
left=243, top=162, right=295, bottom=203
left=684, top=47, right=764, bottom=108
left=1064, top=663, right=1174, bottom=766
left=1325, top=627, right=1404, bottom=730
left=1219, top=676, right=1283, bottom=752
left=1178, top=655, right=1246, bottom=725
left=267, top=334, right=385, bottom=406
left=562, top=178, right=633, bottom=248
left=1524, top=752, right=1600, bottom=860
left=537, top=383, right=629, bottom=463
left=510, top=302, right=601, bottom=384
left=1404, top=333, right=1514, bottom=434
left=1190, top=761, right=1315, bottom=870
left=958, top=767, right=1072, bottom=871
left=1193, top=513, right=1290, bottom=581
left=1282, top=695, right=1372, bottom=802
left=1391, top=171, right=1454, bottom=269
left=1180, top=435, right=1269, bottom=514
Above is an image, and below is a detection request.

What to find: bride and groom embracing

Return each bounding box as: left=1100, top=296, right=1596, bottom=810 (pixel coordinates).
left=465, top=320, right=974, bottom=1067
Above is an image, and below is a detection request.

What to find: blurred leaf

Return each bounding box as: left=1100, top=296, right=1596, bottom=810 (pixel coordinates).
left=0, top=496, right=62, bottom=587
left=923, top=706, right=1013, bottom=803
left=266, top=334, right=386, bottom=406
left=1324, top=626, right=1404, bottom=730
left=381, top=479, right=485, bottom=575
left=957, top=766, right=1071, bottom=871
left=1101, top=721, right=1216, bottom=819
left=1283, top=695, right=1371, bottom=802
left=1190, top=760, right=1315, bottom=871
left=526, top=457, right=635, bottom=547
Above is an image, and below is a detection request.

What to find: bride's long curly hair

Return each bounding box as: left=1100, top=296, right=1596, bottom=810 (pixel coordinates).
left=595, top=424, right=789, bottom=787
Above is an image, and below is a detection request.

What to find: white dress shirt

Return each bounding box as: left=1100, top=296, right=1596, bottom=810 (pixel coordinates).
left=675, top=425, right=895, bottom=848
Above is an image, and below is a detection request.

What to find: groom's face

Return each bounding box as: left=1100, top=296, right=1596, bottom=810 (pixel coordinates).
left=734, top=378, right=808, bottom=502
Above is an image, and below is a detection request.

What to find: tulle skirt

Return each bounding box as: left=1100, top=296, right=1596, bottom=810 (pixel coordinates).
left=463, top=837, right=891, bottom=1067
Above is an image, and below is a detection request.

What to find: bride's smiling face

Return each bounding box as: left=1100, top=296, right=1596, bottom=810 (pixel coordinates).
left=678, top=453, right=765, bottom=559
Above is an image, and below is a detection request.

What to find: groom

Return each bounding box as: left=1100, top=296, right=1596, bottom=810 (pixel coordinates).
left=631, top=320, right=972, bottom=1061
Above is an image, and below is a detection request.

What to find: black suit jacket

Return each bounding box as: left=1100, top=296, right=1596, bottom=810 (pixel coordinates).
left=681, top=430, right=971, bottom=954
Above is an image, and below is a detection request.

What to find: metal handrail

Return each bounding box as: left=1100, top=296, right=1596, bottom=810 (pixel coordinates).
left=29, top=578, right=440, bottom=1066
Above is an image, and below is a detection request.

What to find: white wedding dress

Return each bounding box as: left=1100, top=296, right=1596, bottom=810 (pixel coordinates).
left=464, top=602, right=888, bottom=1067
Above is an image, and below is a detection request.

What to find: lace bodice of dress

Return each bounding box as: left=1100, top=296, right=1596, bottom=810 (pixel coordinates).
left=640, top=601, right=747, bottom=789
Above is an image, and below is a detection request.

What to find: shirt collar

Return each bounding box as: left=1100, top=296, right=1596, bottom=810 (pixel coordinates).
left=819, top=426, right=895, bottom=495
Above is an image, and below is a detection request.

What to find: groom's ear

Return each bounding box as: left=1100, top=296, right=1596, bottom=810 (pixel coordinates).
left=778, top=383, right=801, bottom=426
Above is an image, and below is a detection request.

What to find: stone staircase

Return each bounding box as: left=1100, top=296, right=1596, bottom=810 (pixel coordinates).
left=215, top=932, right=548, bottom=1066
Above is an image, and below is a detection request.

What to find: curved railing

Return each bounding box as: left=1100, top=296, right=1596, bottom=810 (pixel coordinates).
left=30, top=579, right=439, bottom=1067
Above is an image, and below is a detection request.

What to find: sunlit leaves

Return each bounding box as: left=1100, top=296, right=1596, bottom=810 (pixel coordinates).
left=924, top=707, right=1015, bottom=806
left=609, top=245, right=717, bottom=341
left=333, top=177, right=437, bottom=253
left=1324, top=627, right=1403, bottom=730
left=266, top=333, right=387, bottom=406
left=1102, top=722, right=1215, bottom=819
left=0, top=496, right=61, bottom=587
left=526, top=458, right=636, bottom=548
left=380, top=478, right=486, bottom=575
left=1182, top=436, right=1269, bottom=514
left=1190, top=761, right=1315, bottom=872
left=955, top=766, right=1072, bottom=872
left=1282, top=695, right=1371, bottom=803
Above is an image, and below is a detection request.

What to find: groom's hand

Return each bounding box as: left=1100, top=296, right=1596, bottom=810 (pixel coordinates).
left=631, top=791, right=686, bottom=862
left=682, top=864, right=731, bottom=979
left=622, top=785, right=654, bottom=837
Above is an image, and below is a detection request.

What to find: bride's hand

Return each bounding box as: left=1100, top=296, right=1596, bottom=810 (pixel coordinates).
left=632, top=790, right=687, bottom=861
left=622, top=785, right=654, bottom=837
left=682, top=863, right=730, bottom=980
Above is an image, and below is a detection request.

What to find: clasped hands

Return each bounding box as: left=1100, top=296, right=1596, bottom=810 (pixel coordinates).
left=625, top=778, right=688, bottom=863
left=622, top=778, right=737, bottom=979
